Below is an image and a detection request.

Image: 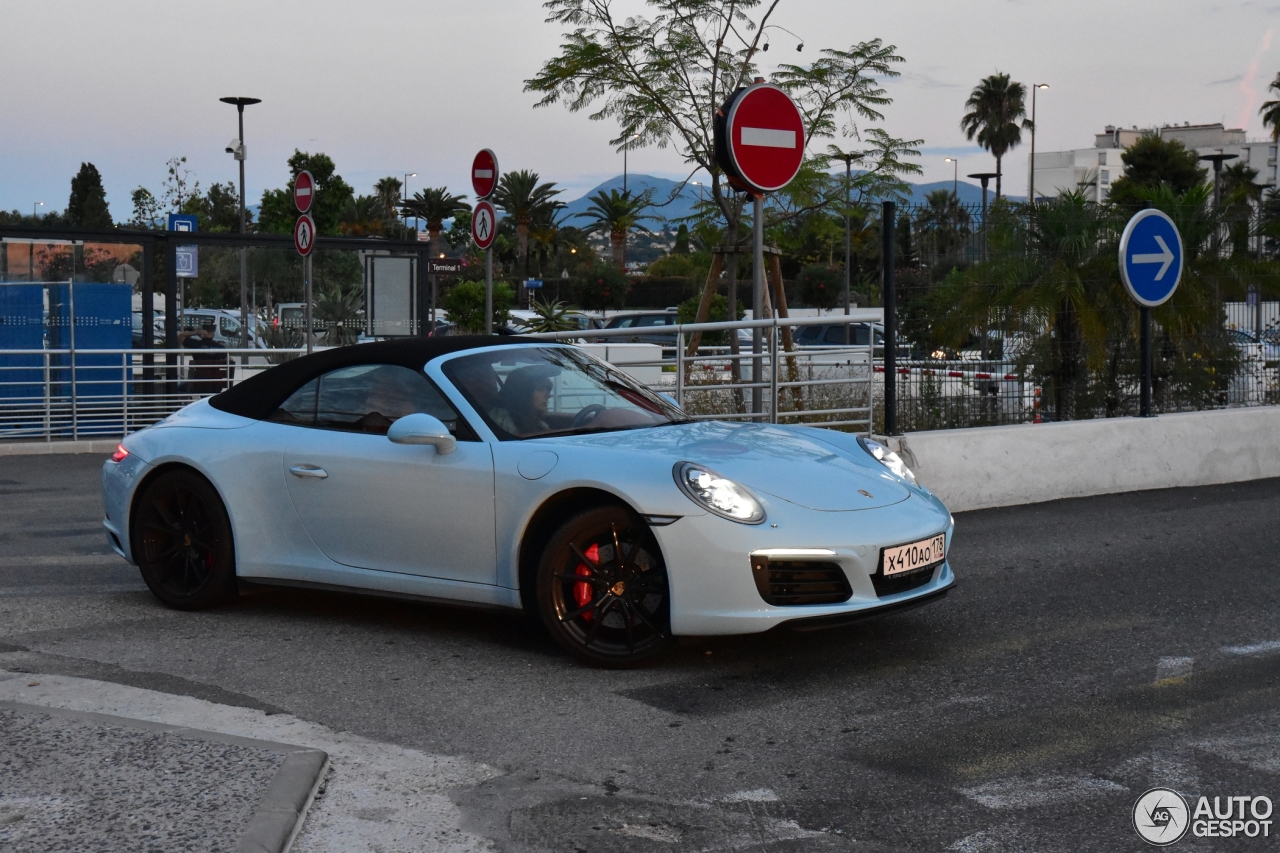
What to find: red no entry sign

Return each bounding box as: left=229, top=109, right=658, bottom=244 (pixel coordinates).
left=294, top=214, right=316, bottom=256
left=471, top=149, right=499, bottom=199
left=725, top=83, right=805, bottom=193
left=294, top=170, right=315, bottom=214
left=471, top=200, right=497, bottom=250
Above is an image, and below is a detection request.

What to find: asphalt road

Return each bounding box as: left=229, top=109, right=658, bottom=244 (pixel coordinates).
left=2, top=452, right=1279, bottom=852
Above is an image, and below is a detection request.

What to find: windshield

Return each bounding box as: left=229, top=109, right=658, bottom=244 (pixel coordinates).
left=442, top=346, right=687, bottom=440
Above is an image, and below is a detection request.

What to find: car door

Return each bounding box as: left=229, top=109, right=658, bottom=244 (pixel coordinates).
left=275, top=363, right=498, bottom=585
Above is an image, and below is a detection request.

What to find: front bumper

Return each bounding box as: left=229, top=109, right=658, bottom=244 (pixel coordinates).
left=654, top=490, right=955, bottom=636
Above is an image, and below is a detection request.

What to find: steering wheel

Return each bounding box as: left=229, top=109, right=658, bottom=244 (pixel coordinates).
left=571, top=404, right=608, bottom=428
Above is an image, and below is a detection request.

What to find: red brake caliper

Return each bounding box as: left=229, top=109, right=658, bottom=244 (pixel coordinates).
left=574, top=543, right=599, bottom=621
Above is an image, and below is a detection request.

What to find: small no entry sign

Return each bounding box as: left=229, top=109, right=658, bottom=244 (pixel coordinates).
left=472, top=150, right=499, bottom=199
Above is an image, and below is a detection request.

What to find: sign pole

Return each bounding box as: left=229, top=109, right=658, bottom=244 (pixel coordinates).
left=752, top=193, right=764, bottom=417
left=484, top=247, right=493, bottom=336
left=1140, top=305, right=1151, bottom=417
left=304, top=254, right=313, bottom=355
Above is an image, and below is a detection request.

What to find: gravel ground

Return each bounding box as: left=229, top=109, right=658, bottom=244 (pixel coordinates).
left=0, top=705, right=284, bottom=853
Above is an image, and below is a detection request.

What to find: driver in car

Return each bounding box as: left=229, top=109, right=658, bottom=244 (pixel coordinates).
left=492, top=365, right=555, bottom=436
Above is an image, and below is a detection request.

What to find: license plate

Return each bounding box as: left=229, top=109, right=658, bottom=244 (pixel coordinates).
left=881, top=533, right=946, bottom=576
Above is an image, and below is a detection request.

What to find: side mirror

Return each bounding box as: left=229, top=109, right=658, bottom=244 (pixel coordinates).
left=387, top=413, right=456, bottom=455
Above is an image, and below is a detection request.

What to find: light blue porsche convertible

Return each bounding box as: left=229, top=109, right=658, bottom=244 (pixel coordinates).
left=102, top=338, right=954, bottom=666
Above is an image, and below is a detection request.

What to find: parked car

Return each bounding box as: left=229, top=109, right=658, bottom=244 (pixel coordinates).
left=178, top=309, right=266, bottom=349
left=596, top=310, right=679, bottom=345
left=131, top=311, right=166, bottom=348
left=1228, top=328, right=1280, bottom=367
left=792, top=322, right=911, bottom=361
left=103, top=338, right=955, bottom=667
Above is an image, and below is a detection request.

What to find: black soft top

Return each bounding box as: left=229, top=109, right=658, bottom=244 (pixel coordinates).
left=209, top=336, right=544, bottom=421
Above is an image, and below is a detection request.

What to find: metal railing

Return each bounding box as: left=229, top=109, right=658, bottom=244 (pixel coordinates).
left=534, top=313, right=884, bottom=432
left=0, top=348, right=310, bottom=441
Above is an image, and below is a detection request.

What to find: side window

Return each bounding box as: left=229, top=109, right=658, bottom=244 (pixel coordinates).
left=823, top=326, right=851, bottom=344
left=613, top=317, right=636, bottom=328
left=271, top=378, right=318, bottom=425
left=269, top=365, right=466, bottom=437
left=853, top=326, right=871, bottom=346
left=796, top=325, right=821, bottom=344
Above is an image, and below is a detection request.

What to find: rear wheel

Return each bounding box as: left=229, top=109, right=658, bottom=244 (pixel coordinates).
left=132, top=469, right=237, bottom=610
left=537, top=506, right=671, bottom=667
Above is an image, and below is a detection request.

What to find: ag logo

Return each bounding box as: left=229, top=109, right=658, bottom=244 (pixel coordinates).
left=1134, top=788, right=1190, bottom=845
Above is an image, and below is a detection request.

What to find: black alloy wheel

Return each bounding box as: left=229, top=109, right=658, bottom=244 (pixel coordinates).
left=537, top=506, right=671, bottom=667
left=132, top=469, right=238, bottom=610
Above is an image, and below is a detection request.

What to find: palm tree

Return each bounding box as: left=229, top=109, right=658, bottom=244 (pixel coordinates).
left=575, top=189, right=658, bottom=268
left=373, top=177, right=403, bottom=225
left=960, top=73, right=1032, bottom=200
left=401, top=188, right=469, bottom=257
left=338, top=195, right=387, bottom=237
left=915, top=189, right=972, bottom=264
left=491, top=170, right=564, bottom=279
left=1260, top=72, right=1280, bottom=141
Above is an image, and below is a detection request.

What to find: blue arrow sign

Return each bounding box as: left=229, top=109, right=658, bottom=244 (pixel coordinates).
left=1119, top=209, right=1183, bottom=307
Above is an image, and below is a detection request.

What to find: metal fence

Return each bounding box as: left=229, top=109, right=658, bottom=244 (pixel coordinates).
left=0, top=348, right=307, bottom=441
left=881, top=198, right=1280, bottom=427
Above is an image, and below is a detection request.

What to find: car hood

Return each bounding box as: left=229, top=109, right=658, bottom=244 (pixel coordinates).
left=544, top=421, right=910, bottom=511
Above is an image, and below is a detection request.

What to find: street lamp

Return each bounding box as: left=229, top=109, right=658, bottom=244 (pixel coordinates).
left=944, top=159, right=958, bottom=198
left=622, top=133, right=640, bottom=194
left=691, top=181, right=703, bottom=205
left=1029, top=84, right=1049, bottom=202
left=220, top=96, right=261, bottom=349
left=403, top=172, right=417, bottom=229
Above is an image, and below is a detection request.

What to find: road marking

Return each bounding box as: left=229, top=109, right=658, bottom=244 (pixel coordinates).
left=1156, top=656, right=1194, bottom=684
left=957, top=774, right=1126, bottom=810
left=720, top=788, right=779, bottom=803
left=740, top=127, right=796, bottom=148
left=1223, top=639, right=1280, bottom=656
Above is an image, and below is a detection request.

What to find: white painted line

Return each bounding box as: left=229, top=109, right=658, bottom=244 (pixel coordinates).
left=1223, top=639, right=1280, bottom=656
left=473, top=169, right=493, bottom=178
left=740, top=127, right=796, bottom=148
left=958, top=774, right=1126, bottom=810
left=1155, top=656, right=1194, bottom=682
left=721, top=788, right=779, bottom=803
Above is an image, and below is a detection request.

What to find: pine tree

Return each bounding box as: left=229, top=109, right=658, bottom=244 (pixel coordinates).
left=66, top=163, right=113, bottom=228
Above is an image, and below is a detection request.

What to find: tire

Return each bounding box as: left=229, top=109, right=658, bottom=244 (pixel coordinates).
left=536, top=506, right=671, bottom=667
left=131, top=468, right=238, bottom=610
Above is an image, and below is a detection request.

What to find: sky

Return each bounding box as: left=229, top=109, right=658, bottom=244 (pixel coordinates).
left=1, top=0, right=1275, bottom=218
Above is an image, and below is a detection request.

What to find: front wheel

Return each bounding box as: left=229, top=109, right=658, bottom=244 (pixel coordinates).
left=132, top=469, right=238, bottom=610
left=537, top=506, right=671, bottom=667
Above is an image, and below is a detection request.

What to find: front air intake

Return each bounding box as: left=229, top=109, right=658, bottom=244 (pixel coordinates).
left=750, top=557, right=853, bottom=606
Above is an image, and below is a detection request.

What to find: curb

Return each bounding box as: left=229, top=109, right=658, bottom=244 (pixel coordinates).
left=0, top=699, right=328, bottom=853
left=0, top=440, right=119, bottom=457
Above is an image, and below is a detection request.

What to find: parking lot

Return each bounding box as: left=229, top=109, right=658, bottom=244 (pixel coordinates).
left=2, top=451, right=1279, bottom=851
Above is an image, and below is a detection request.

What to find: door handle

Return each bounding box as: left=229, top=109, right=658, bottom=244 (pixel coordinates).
left=289, top=465, right=328, bottom=479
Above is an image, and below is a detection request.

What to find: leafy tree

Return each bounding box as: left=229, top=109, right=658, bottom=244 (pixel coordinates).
left=526, top=1, right=916, bottom=309
left=130, top=188, right=162, bottom=229
left=442, top=279, right=513, bottom=332
left=1260, top=72, right=1280, bottom=142
left=66, top=162, right=113, bottom=228
left=797, top=264, right=842, bottom=310
left=258, top=151, right=355, bottom=235
left=1220, top=163, right=1262, bottom=256
left=401, top=188, right=470, bottom=256
left=491, top=170, right=563, bottom=279
left=677, top=292, right=743, bottom=344
left=181, top=182, right=241, bottom=232
left=574, top=262, right=628, bottom=311
left=960, top=72, right=1030, bottom=200
left=1106, top=136, right=1206, bottom=207
left=162, top=156, right=201, bottom=213
left=575, top=189, right=658, bottom=267
left=673, top=223, right=690, bottom=254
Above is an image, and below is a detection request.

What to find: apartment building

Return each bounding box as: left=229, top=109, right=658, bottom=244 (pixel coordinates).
left=1031, top=123, right=1278, bottom=202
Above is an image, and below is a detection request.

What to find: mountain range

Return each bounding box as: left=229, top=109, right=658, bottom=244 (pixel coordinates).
left=558, top=173, right=1017, bottom=226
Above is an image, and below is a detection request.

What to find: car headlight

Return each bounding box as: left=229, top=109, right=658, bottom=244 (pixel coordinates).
left=673, top=462, right=765, bottom=524
left=858, top=437, right=917, bottom=484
